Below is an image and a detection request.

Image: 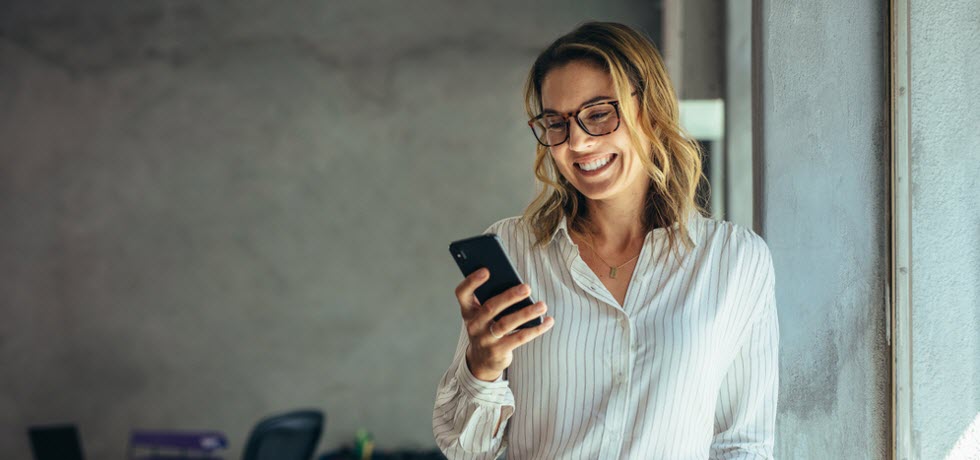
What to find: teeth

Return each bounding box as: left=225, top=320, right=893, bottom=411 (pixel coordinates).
left=578, top=155, right=612, bottom=171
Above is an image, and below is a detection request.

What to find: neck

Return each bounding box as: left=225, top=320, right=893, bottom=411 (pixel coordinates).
left=577, top=180, right=651, bottom=252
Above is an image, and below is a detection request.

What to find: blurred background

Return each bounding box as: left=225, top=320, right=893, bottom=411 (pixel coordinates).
left=2, top=1, right=977, bottom=459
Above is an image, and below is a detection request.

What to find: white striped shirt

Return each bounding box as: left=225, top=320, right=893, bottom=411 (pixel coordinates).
left=433, top=211, right=779, bottom=459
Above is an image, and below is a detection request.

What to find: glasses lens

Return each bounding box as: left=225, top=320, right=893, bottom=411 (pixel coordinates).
left=532, top=114, right=568, bottom=146
left=578, top=103, right=619, bottom=136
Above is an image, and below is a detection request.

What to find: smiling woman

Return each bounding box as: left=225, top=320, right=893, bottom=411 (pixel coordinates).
left=522, top=25, right=706, bottom=262
left=533, top=61, right=654, bottom=235
left=433, top=21, right=779, bottom=460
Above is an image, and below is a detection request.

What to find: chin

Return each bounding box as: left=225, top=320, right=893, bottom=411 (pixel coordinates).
left=567, top=174, right=627, bottom=202
left=578, top=187, right=623, bottom=202
left=567, top=174, right=648, bottom=205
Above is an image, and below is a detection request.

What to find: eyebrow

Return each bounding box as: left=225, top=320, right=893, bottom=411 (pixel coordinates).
left=542, top=95, right=616, bottom=113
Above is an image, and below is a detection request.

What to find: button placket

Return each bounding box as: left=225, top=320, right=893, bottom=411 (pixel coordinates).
left=617, top=314, right=635, bottom=451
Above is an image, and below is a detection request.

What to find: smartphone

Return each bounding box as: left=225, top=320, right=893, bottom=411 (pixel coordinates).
left=449, top=234, right=543, bottom=330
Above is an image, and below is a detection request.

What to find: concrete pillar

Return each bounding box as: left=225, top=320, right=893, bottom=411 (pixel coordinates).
left=755, top=0, right=890, bottom=457
left=908, top=0, right=980, bottom=457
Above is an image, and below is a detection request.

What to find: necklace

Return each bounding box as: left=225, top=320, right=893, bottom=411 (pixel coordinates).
left=579, top=233, right=640, bottom=279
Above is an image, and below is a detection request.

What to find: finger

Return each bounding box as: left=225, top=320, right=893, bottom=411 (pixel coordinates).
left=492, top=301, right=547, bottom=336
left=499, top=316, right=555, bottom=350
left=455, top=268, right=490, bottom=313
left=478, top=283, right=532, bottom=323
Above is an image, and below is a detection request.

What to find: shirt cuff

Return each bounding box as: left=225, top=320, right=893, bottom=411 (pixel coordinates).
left=455, top=358, right=515, bottom=407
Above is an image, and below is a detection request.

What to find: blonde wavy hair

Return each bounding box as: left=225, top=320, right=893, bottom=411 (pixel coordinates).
left=521, top=21, right=708, bottom=260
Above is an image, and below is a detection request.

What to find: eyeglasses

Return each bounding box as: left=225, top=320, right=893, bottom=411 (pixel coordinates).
left=527, top=100, right=624, bottom=147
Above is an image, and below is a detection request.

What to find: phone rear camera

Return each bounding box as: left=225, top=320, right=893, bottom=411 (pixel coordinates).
left=456, top=250, right=467, bottom=260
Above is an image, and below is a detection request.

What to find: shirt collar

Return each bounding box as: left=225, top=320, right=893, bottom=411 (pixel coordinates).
left=548, top=209, right=700, bottom=248
left=549, top=215, right=572, bottom=245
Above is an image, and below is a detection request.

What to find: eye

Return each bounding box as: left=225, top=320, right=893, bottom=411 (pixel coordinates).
left=586, top=110, right=612, bottom=122
left=543, top=117, right=565, bottom=130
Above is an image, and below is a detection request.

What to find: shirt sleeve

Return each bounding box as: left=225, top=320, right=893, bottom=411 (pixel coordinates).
left=710, top=242, right=780, bottom=460
left=433, top=324, right=515, bottom=460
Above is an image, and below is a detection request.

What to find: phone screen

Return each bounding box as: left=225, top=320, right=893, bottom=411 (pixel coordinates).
left=449, top=234, right=543, bottom=329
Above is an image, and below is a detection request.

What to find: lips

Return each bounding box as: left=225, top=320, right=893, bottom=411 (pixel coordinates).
left=574, top=153, right=617, bottom=174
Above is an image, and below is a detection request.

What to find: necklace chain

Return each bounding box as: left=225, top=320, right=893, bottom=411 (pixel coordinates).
left=579, top=233, right=640, bottom=279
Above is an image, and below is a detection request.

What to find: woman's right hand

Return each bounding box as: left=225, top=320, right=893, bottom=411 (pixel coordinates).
left=455, top=267, right=556, bottom=382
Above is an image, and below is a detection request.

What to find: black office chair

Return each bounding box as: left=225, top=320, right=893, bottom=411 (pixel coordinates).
left=242, top=409, right=325, bottom=460
left=28, top=424, right=85, bottom=460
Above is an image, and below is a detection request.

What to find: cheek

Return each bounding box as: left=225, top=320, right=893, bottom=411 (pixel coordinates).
left=549, top=149, right=574, bottom=174
left=613, top=134, right=644, bottom=166
left=622, top=151, right=644, bottom=174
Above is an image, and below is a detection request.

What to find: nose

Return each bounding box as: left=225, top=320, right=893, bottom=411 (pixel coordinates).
left=566, top=118, right=596, bottom=152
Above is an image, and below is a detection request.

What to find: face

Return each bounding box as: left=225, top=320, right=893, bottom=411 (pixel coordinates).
left=539, top=60, right=649, bottom=205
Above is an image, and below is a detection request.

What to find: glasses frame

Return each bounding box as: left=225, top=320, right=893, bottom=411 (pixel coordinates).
left=527, top=92, right=636, bottom=147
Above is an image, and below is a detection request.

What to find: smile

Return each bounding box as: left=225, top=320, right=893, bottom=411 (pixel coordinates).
left=574, top=154, right=617, bottom=174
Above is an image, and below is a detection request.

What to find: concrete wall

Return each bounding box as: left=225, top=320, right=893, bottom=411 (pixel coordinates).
left=756, top=1, right=890, bottom=457
left=909, top=0, right=980, bottom=457
left=0, top=2, right=659, bottom=458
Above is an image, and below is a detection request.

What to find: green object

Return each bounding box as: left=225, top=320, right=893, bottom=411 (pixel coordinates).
left=353, top=429, right=374, bottom=460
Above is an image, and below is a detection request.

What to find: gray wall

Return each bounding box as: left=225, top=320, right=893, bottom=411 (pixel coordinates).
left=0, top=2, right=659, bottom=458
left=909, top=0, right=980, bottom=457
left=756, top=0, right=890, bottom=457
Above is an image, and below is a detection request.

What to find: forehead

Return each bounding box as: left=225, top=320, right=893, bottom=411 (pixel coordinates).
left=540, top=61, right=615, bottom=113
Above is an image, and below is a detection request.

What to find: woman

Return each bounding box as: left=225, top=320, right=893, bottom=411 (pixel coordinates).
left=433, top=22, right=778, bottom=459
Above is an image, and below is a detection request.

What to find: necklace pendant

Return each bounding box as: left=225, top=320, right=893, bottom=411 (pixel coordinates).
left=609, top=267, right=618, bottom=279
